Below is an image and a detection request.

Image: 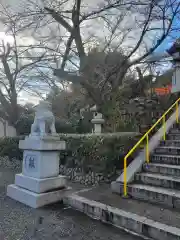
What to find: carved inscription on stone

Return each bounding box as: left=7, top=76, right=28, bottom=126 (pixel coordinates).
left=25, top=155, right=37, bottom=172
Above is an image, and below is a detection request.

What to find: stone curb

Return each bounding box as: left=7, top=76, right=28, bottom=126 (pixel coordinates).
left=64, top=194, right=180, bottom=240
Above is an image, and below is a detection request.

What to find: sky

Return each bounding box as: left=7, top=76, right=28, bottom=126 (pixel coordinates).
left=0, top=0, right=51, bottom=105
left=155, top=16, right=180, bottom=53
left=2, top=0, right=179, bottom=52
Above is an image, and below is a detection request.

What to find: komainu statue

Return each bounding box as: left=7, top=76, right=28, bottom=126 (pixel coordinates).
left=30, top=101, right=57, bottom=136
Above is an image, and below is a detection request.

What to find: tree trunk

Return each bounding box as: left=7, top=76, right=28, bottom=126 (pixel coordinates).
left=7, top=91, right=19, bottom=132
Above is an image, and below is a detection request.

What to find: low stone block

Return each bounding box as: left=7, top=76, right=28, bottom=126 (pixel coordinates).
left=15, top=173, right=66, bottom=193
left=7, top=184, right=70, bottom=208
left=144, top=218, right=180, bottom=240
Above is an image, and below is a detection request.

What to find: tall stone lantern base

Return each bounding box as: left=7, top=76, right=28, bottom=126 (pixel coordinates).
left=7, top=136, right=69, bottom=208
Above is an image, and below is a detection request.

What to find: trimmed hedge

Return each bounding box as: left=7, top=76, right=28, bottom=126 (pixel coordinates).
left=59, top=132, right=141, bottom=174
left=0, top=132, right=141, bottom=174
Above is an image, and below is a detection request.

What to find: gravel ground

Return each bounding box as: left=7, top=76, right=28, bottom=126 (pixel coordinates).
left=0, top=168, right=142, bottom=240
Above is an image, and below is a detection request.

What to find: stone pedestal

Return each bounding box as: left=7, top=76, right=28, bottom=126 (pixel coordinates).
left=171, top=62, right=180, bottom=93
left=7, top=135, right=69, bottom=208
left=91, top=118, right=105, bottom=133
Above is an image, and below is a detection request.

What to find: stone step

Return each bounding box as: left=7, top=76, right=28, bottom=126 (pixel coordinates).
left=143, top=163, right=180, bottom=177
left=169, top=129, right=180, bottom=134
left=172, top=122, right=180, bottom=128
left=155, top=146, right=180, bottom=155
left=128, top=183, right=180, bottom=208
left=135, top=172, right=180, bottom=190
left=160, top=140, right=180, bottom=147
left=65, top=192, right=180, bottom=240
left=151, top=154, right=180, bottom=165
left=167, top=133, right=180, bottom=140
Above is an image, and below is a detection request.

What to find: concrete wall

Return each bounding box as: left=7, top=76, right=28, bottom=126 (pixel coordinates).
left=0, top=120, right=16, bottom=137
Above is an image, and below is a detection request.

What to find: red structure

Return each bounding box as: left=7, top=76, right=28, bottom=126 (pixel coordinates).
left=154, top=84, right=172, bottom=95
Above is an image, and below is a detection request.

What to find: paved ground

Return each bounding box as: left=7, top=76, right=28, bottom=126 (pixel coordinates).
left=0, top=168, right=142, bottom=240
left=78, top=184, right=180, bottom=228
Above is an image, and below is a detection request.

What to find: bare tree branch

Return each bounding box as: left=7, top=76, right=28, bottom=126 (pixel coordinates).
left=61, top=34, right=73, bottom=69
left=44, top=7, right=73, bottom=32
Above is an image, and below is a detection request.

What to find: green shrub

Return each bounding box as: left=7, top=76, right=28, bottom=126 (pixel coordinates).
left=16, top=115, right=34, bottom=135
left=0, top=136, right=24, bottom=160
left=59, top=133, right=141, bottom=174
left=55, top=119, right=77, bottom=133
left=75, top=111, right=93, bottom=133
left=0, top=132, right=140, bottom=174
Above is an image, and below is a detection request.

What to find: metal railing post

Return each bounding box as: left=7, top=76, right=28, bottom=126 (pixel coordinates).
left=176, top=102, right=179, bottom=123
left=124, top=157, right=127, bottom=196
left=163, top=116, right=166, bottom=141
left=146, top=134, right=149, bottom=163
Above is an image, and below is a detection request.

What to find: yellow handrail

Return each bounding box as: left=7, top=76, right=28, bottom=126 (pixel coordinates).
left=123, top=97, right=180, bottom=196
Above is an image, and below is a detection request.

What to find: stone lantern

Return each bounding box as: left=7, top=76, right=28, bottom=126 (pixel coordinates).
left=167, top=38, right=180, bottom=93
left=90, top=105, right=105, bottom=133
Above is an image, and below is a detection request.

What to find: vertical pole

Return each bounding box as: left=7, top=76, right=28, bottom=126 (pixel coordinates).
left=163, top=116, right=166, bottom=141
left=124, top=157, right=127, bottom=196
left=176, top=102, right=179, bottom=123
left=146, top=135, right=149, bottom=163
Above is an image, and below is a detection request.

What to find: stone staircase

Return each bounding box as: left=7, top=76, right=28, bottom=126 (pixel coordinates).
left=65, top=118, right=180, bottom=240
left=125, top=124, right=180, bottom=208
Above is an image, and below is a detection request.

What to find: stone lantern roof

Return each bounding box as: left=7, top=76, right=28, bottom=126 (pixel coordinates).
left=90, top=105, right=97, bottom=112
left=167, top=38, right=180, bottom=62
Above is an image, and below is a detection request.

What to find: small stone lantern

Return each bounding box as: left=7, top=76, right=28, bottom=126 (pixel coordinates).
left=90, top=105, right=105, bottom=133
left=167, top=38, right=180, bottom=93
